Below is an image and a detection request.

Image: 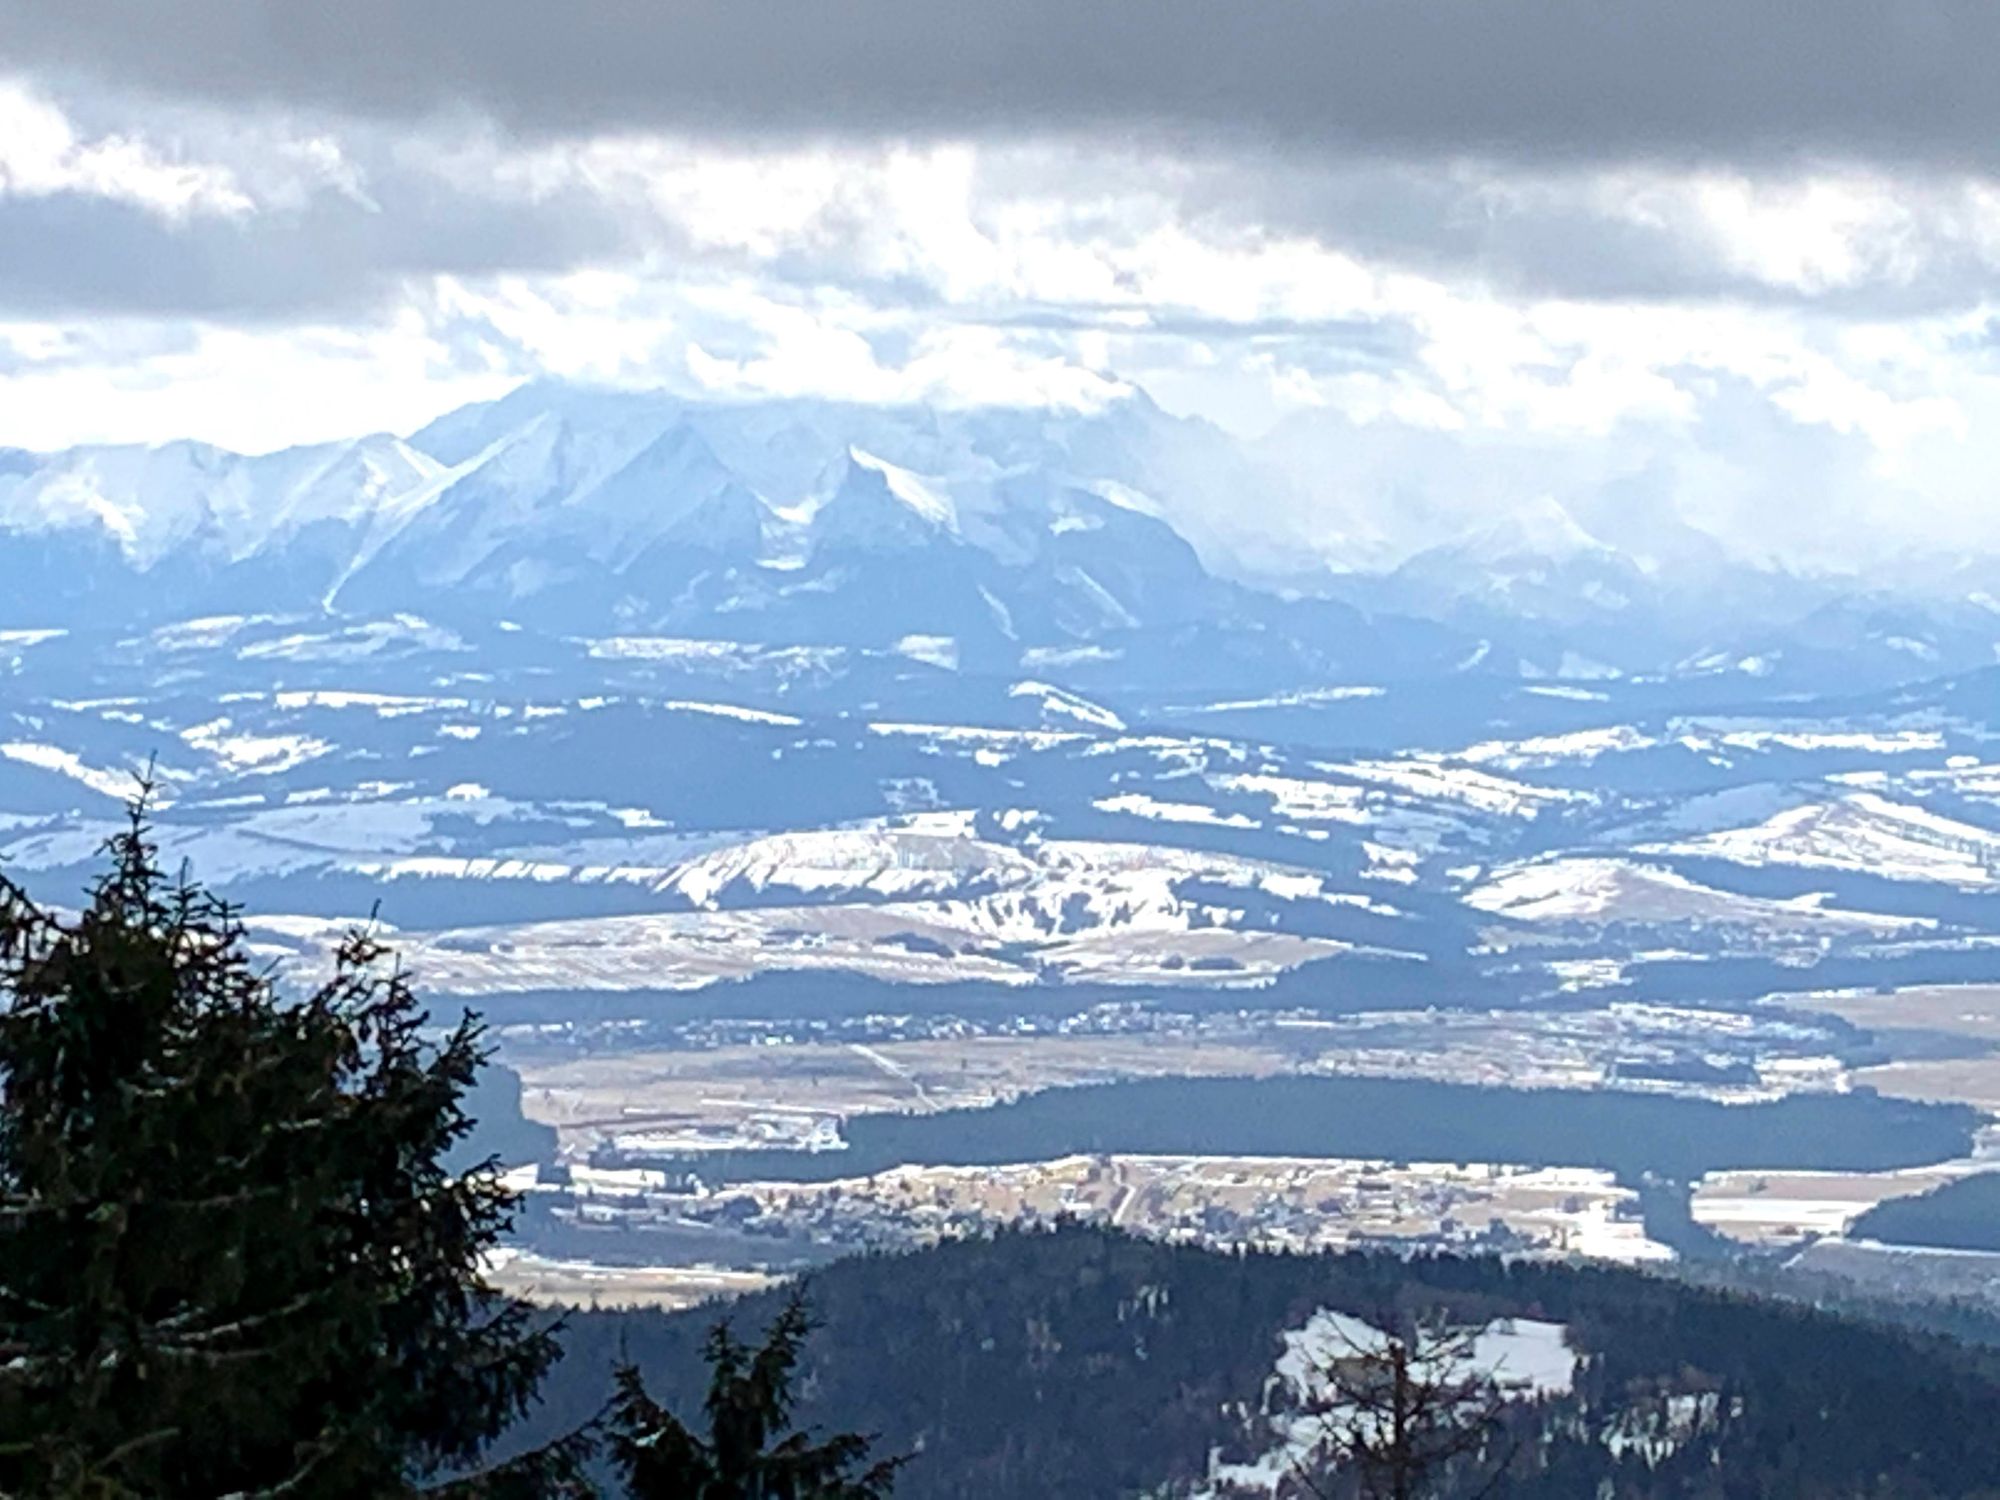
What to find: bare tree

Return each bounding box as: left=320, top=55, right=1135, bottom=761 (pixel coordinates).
left=1280, top=1313, right=1518, bottom=1500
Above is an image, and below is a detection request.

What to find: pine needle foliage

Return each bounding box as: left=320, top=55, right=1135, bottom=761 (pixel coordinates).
left=0, top=795, right=587, bottom=1498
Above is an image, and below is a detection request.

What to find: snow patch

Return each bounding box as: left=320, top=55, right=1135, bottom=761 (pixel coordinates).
left=893, top=635, right=959, bottom=671
left=1010, top=680, right=1124, bottom=731
left=1094, top=792, right=1257, bottom=829
left=0, top=743, right=139, bottom=801
left=662, top=700, right=804, bottom=726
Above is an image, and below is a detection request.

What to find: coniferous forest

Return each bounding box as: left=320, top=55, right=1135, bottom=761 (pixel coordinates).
left=526, top=1223, right=2000, bottom=1499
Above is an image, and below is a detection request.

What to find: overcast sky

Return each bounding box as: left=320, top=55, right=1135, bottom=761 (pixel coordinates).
left=5, top=2, right=2000, bottom=564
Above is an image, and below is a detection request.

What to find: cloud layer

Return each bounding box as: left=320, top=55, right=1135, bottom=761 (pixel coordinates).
left=8, top=0, right=1999, bottom=171
left=4, top=6, right=2000, bottom=575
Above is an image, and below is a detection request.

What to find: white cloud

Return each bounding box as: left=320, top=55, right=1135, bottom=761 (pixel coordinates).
left=0, top=81, right=252, bottom=219
left=0, top=311, right=513, bottom=452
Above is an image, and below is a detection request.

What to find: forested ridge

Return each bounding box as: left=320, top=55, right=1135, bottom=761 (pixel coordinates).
left=521, top=1224, right=2000, bottom=1498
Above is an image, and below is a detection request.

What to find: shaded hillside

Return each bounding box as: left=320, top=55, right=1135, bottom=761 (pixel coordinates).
left=1852, top=1173, right=2000, bottom=1254
left=647, top=1074, right=1978, bottom=1187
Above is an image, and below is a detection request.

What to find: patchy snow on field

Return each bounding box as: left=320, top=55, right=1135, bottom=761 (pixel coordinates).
left=1172, top=685, right=1386, bottom=714
left=1467, top=1318, right=1580, bottom=1397
left=1212, top=772, right=1371, bottom=825
left=236, top=615, right=464, bottom=661
left=660, top=700, right=803, bottom=726
left=884, top=836, right=1369, bottom=950
left=1459, top=725, right=1658, bottom=768
left=585, top=635, right=740, bottom=661
left=1693, top=1185, right=1884, bottom=1243
left=147, top=615, right=264, bottom=651
left=1675, top=722, right=1949, bottom=757
left=867, top=721, right=1082, bottom=753
left=180, top=718, right=332, bottom=776
left=182, top=799, right=1392, bottom=984
left=0, top=743, right=142, bottom=801
left=1010, top=680, right=1125, bottom=731
left=1689, top=1159, right=2000, bottom=1246
left=893, top=634, right=959, bottom=671
left=1456, top=864, right=1640, bottom=924
left=1524, top=684, right=1608, bottom=702
left=1644, top=792, right=2000, bottom=887
left=1466, top=856, right=1929, bottom=933
left=0, top=788, right=550, bottom=884
left=1721, top=729, right=1944, bottom=754
left=354, top=854, right=685, bottom=889
left=376, top=907, right=1037, bottom=993
left=1093, top=792, right=1258, bottom=828
left=1913, top=760, right=2000, bottom=803
left=1325, top=757, right=1592, bottom=819
left=270, top=690, right=467, bottom=716
left=1362, top=841, right=1423, bottom=884
left=1018, top=642, right=1120, bottom=669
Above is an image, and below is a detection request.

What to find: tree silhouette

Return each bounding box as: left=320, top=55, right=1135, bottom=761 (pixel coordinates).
left=0, top=793, right=588, bottom=1496
left=1277, top=1314, right=1516, bottom=1500
left=607, top=1287, right=902, bottom=1499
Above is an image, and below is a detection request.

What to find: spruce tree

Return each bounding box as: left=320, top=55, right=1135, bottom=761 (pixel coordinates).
left=0, top=797, right=587, bottom=1497
left=606, top=1287, right=901, bottom=1499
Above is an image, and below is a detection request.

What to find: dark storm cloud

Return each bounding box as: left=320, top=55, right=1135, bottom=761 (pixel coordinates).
left=1173, top=159, right=2000, bottom=317
left=0, top=0, right=1991, bottom=170
left=0, top=156, right=649, bottom=320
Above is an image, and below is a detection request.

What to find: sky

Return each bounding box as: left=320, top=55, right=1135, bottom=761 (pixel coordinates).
left=5, top=2, right=2000, bottom=567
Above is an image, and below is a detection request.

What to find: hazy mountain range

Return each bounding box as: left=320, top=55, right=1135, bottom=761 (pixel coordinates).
left=3, top=381, right=1996, bottom=694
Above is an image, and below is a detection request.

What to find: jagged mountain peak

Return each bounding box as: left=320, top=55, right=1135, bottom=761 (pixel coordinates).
left=407, top=379, right=681, bottom=468
left=1461, top=496, right=1615, bottom=565
left=810, top=448, right=962, bottom=551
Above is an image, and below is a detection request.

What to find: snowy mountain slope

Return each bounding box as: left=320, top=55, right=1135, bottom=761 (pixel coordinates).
left=0, top=434, right=443, bottom=622
left=270, top=389, right=1323, bottom=664
left=334, top=414, right=772, bottom=618
left=9, top=380, right=2000, bottom=690
left=0, top=433, right=437, bottom=569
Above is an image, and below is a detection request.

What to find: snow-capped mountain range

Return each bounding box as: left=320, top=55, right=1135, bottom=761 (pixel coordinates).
left=3, top=380, right=1997, bottom=692
left=0, top=385, right=1285, bottom=677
